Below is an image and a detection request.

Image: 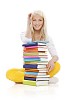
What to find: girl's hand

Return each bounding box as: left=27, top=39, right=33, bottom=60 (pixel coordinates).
left=28, top=13, right=32, bottom=18
left=28, top=13, right=32, bottom=25
left=46, top=60, right=55, bottom=72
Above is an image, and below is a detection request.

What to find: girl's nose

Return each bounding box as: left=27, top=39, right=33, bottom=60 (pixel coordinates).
left=36, top=21, right=39, bottom=25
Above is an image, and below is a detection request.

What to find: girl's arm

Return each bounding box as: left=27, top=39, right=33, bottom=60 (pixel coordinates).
left=46, top=36, right=59, bottom=72
left=20, top=32, right=32, bottom=43
left=51, top=55, right=59, bottom=62
left=46, top=36, right=58, bottom=57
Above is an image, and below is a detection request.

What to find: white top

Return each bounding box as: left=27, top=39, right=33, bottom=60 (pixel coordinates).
left=20, top=33, right=58, bottom=57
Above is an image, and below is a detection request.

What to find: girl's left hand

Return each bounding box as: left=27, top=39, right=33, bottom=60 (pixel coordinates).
left=46, top=60, right=55, bottom=72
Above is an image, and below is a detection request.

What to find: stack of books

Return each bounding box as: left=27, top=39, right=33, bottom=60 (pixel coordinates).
left=22, top=42, right=50, bottom=86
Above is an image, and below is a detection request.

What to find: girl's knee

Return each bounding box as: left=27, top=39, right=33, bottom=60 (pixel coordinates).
left=6, top=68, right=25, bottom=82
left=6, top=68, right=25, bottom=79
left=49, top=62, right=61, bottom=78
left=6, top=68, right=16, bottom=79
left=55, top=62, right=61, bottom=72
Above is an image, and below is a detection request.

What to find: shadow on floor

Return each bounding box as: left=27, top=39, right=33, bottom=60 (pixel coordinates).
left=7, top=77, right=59, bottom=96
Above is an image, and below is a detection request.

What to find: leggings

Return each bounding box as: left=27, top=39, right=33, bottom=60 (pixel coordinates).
left=6, top=62, right=60, bottom=82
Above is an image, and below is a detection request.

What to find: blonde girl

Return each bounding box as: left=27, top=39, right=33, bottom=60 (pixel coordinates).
left=6, top=11, right=60, bottom=83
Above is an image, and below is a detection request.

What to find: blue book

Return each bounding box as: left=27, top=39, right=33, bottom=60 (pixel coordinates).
left=24, top=76, right=49, bottom=81
left=24, top=58, right=40, bottom=61
left=23, top=64, right=46, bottom=69
left=25, top=72, right=38, bottom=75
left=23, top=64, right=38, bottom=69
left=22, top=41, right=48, bottom=47
left=24, top=77, right=36, bottom=81
left=24, top=72, right=47, bottom=76
left=24, top=58, right=48, bottom=62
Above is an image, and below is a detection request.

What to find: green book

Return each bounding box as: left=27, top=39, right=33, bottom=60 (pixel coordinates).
left=23, top=80, right=49, bottom=86
left=23, top=80, right=36, bottom=86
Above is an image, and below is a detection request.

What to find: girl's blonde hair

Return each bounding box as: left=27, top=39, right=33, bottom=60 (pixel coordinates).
left=25, top=10, right=47, bottom=41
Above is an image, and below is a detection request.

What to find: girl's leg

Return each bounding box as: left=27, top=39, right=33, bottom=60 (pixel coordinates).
left=6, top=62, right=60, bottom=82
left=6, top=68, right=25, bottom=82
left=48, top=62, right=60, bottom=77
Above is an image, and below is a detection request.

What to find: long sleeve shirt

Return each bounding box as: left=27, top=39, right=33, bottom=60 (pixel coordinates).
left=20, top=33, right=58, bottom=57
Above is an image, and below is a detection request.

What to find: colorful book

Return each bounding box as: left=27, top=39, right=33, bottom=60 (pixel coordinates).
left=25, top=68, right=48, bottom=72
left=23, top=56, right=48, bottom=59
left=24, top=72, right=47, bottom=76
left=24, top=76, right=49, bottom=81
left=24, top=73, right=48, bottom=78
left=23, top=80, right=36, bottom=86
left=23, top=64, right=46, bottom=69
left=24, top=58, right=48, bottom=62
left=23, top=80, right=49, bottom=86
left=23, top=52, right=47, bottom=56
left=24, top=61, right=48, bottom=65
left=23, top=47, right=48, bottom=52
left=24, top=45, right=47, bottom=49
left=22, top=42, right=47, bottom=47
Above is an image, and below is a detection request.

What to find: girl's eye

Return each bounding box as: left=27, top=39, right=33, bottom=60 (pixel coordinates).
left=39, top=19, right=42, bottom=21
left=33, top=19, right=36, bottom=21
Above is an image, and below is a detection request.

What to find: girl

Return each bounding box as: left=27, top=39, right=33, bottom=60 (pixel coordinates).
left=6, top=10, right=60, bottom=83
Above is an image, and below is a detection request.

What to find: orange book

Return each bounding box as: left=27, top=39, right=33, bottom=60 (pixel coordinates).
left=24, top=47, right=38, bottom=52
left=23, top=47, right=48, bottom=52
left=25, top=68, right=47, bottom=72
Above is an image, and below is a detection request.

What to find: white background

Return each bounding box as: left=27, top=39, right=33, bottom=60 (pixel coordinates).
left=0, top=0, right=67, bottom=99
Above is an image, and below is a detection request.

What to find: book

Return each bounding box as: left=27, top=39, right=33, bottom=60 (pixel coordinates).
left=23, top=52, right=47, bottom=56
left=24, top=61, right=48, bottom=65
left=23, top=64, right=46, bottom=69
left=23, top=55, right=48, bottom=59
left=23, top=47, right=48, bottom=52
left=22, top=42, right=47, bottom=47
left=23, top=80, right=36, bottom=86
left=36, top=80, right=49, bottom=86
left=24, top=58, right=40, bottom=62
left=24, top=73, right=48, bottom=78
left=24, top=57, right=48, bottom=61
left=24, top=72, right=47, bottom=76
left=23, top=80, right=49, bottom=86
left=24, top=45, right=47, bottom=49
left=25, top=68, right=48, bottom=72
left=24, top=77, right=49, bottom=81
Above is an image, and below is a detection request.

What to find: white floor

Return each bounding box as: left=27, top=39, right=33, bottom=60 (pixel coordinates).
left=0, top=67, right=67, bottom=100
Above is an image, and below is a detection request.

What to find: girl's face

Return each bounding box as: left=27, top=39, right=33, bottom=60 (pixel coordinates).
left=32, top=14, right=44, bottom=31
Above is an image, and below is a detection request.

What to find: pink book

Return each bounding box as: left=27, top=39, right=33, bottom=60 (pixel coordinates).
left=23, top=56, right=48, bottom=58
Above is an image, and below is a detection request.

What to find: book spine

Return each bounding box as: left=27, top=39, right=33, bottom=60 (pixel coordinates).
left=24, top=72, right=47, bottom=76
left=23, top=64, right=47, bottom=69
